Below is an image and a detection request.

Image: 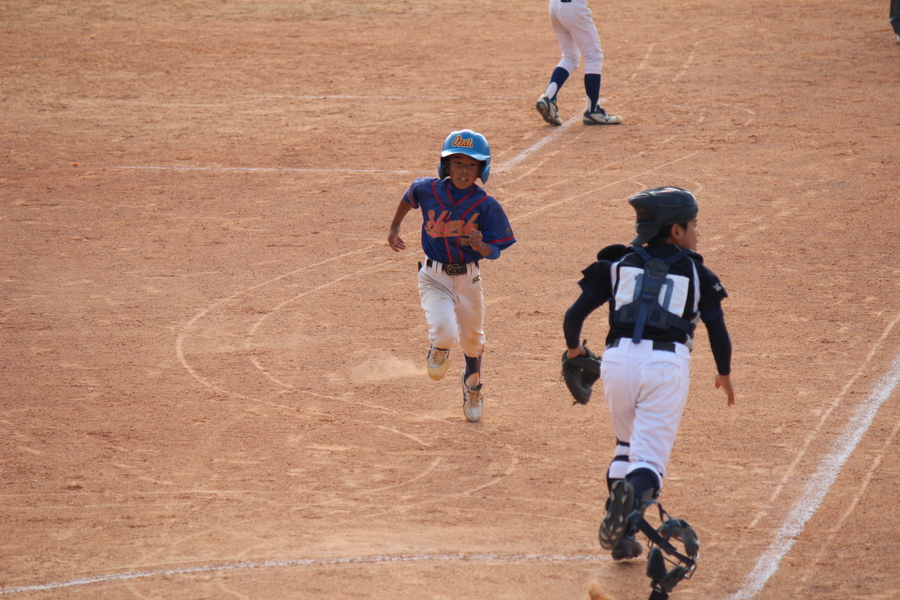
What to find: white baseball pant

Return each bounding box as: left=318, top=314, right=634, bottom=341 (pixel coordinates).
left=549, top=0, right=604, bottom=76
left=601, top=338, right=692, bottom=492
left=418, top=260, right=484, bottom=359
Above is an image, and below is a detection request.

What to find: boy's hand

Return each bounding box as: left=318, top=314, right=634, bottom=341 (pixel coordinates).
left=388, top=228, right=406, bottom=252
left=467, top=227, right=484, bottom=251
left=566, top=344, right=587, bottom=360
left=715, top=374, right=735, bottom=406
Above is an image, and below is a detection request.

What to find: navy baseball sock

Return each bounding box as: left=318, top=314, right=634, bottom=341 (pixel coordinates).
left=626, top=468, right=660, bottom=506
left=464, top=355, right=482, bottom=384
left=547, top=67, right=570, bottom=101
left=585, top=73, right=602, bottom=113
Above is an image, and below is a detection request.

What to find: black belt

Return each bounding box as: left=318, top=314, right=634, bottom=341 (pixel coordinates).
left=607, top=338, right=676, bottom=353
left=426, top=258, right=476, bottom=276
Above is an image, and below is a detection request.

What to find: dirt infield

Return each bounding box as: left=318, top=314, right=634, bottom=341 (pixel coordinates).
left=2, top=1, right=899, bottom=598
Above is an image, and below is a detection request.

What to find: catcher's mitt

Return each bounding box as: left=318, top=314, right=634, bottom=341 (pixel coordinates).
left=561, top=340, right=601, bottom=405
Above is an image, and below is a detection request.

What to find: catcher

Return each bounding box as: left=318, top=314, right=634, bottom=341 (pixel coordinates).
left=561, top=187, right=734, bottom=597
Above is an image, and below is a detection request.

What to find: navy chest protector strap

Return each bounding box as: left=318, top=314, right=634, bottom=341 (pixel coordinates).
left=613, top=246, right=695, bottom=344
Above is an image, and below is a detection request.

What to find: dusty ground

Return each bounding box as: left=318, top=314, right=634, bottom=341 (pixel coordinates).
left=2, top=1, right=899, bottom=599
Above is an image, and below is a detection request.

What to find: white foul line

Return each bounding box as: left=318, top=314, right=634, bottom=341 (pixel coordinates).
left=111, top=113, right=582, bottom=175
left=0, top=553, right=609, bottom=595
left=497, top=114, right=580, bottom=169
left=730, top=349, right=900, bottom=599
left=112, top=165, right=422, bottom=174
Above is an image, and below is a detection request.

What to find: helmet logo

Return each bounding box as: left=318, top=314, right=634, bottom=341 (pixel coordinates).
left=451, top=135, right=474, bottom=149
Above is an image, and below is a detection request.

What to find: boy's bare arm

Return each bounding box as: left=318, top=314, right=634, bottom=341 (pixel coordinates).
left=388, top=200, right=413, bottom=252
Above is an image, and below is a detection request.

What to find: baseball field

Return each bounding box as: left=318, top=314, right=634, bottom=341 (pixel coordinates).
left=2, top=1, right=899, bottom=598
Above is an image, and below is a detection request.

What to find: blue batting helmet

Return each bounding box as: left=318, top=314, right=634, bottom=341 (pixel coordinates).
left=438, top=129, right=491, bottom=183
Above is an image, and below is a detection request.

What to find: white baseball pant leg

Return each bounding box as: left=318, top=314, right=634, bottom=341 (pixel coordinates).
left=601, top=339, right=692, bottom=492
left=418, top=260, right=485, bottom=359
left=550, top=0, right=604, bottom=76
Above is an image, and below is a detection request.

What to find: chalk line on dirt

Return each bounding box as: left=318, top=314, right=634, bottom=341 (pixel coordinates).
left=0, top=553, right=611, bottom=595
left=113, top=165, right=423, bottom=174
left=730, top=345, right=900, bottom=599
left=175, top=244, right=381, bottom=396
left=748, top=311, right=900, bottom=528
left=496, top=114, right=580, bottom=169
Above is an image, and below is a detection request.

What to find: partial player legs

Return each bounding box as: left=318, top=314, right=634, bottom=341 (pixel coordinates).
left=610, top=532, right=643, bottom=561
left=460, top=370, right=483, bottom=423
left=549, top=5, right=582, bottom=75
left=463, top=354, right=482, bottom=388
left=599, top=479, right=636, bottom=550
left=547, top=0, right=620, bottom=124
left=536, top=94, right=563, bottom=126
left=418, top=269, right=460, bottom=351
left=629, top=358, right=691, bottom=481
left=602, top=340, right=691, bottom=486
left=418, top=262, right=487, bottom=422
left=426, top=346, right=451, bottom=381
left=454, top=267, right=485, bottom=373
left=892, top=0, right=900, bottom=37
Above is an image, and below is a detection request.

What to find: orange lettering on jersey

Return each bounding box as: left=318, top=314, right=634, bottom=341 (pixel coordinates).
left=451, top=135, right=474, bottom=149
left=425, top=210, right=480, bottom=239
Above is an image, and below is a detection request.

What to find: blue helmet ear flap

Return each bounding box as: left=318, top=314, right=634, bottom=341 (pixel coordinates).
left=439, top=129, right=492, bottom=183
left=480, top=161, right=491, bottom=184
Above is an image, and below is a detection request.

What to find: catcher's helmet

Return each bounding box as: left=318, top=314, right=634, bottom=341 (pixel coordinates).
left=438, top=129, right=491, bottom=183
left=628, top=187, right=699, bottom=246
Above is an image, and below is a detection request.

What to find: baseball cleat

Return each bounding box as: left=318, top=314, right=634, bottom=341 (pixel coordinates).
left=426, top=346, right=451, bottom=381
left=599, top=479, right=636, bottom=549
left=536, top=94, right=562, bottom=126
left=461, top=371, right=483, bottom=423
left=610, top=534, right=643, bottom=561
left=583, top=108, right=623, bottom=125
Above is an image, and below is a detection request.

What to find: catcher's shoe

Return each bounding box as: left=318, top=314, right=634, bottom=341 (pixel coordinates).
left=536, top=94, right=562, bottom=126
left=461, top=371, right=483, bottom=423
left=583, top=107, right=623, bottom=125
left=610, top=534, right=643, bottom=561
left=599, top=479, right=636, bottom=549
left=426, top=346, right=451, bottom=381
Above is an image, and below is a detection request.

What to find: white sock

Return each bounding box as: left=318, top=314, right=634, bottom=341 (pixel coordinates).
left=544, top=82, right=558, bottom=100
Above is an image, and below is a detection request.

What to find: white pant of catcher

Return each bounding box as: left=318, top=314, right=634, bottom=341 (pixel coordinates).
left=602, top=338, right=692, bottom=492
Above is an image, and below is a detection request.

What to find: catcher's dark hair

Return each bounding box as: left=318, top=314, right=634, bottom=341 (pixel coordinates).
left=649, top=221, right=690, bottom=245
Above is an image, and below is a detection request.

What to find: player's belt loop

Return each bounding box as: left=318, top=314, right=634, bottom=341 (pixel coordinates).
left=607, top=338, right=676, bottom=353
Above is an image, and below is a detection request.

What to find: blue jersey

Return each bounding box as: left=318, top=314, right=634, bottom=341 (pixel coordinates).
left=402, top=177, right=516, bottom=264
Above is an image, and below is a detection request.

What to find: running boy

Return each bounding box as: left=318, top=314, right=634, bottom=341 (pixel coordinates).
left=388, top=129, right=516, bottom=422
left=562, top=187, right=734, bottom=561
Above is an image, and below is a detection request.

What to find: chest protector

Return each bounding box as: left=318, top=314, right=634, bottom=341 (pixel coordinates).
left=612, top=246, right=695, bottom=344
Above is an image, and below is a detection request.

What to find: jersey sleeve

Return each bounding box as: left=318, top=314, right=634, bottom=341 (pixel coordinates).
left=697, top=263, right=728, bottom=322
left=564, top=291, right=605, bottom=350
left=478, top=195, right=516, bottom=251
left=402, top=177, right=435, bottom=209
left=705, top=315, right=732, bottom=375
left=577, top=261, right=614, bottom=304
